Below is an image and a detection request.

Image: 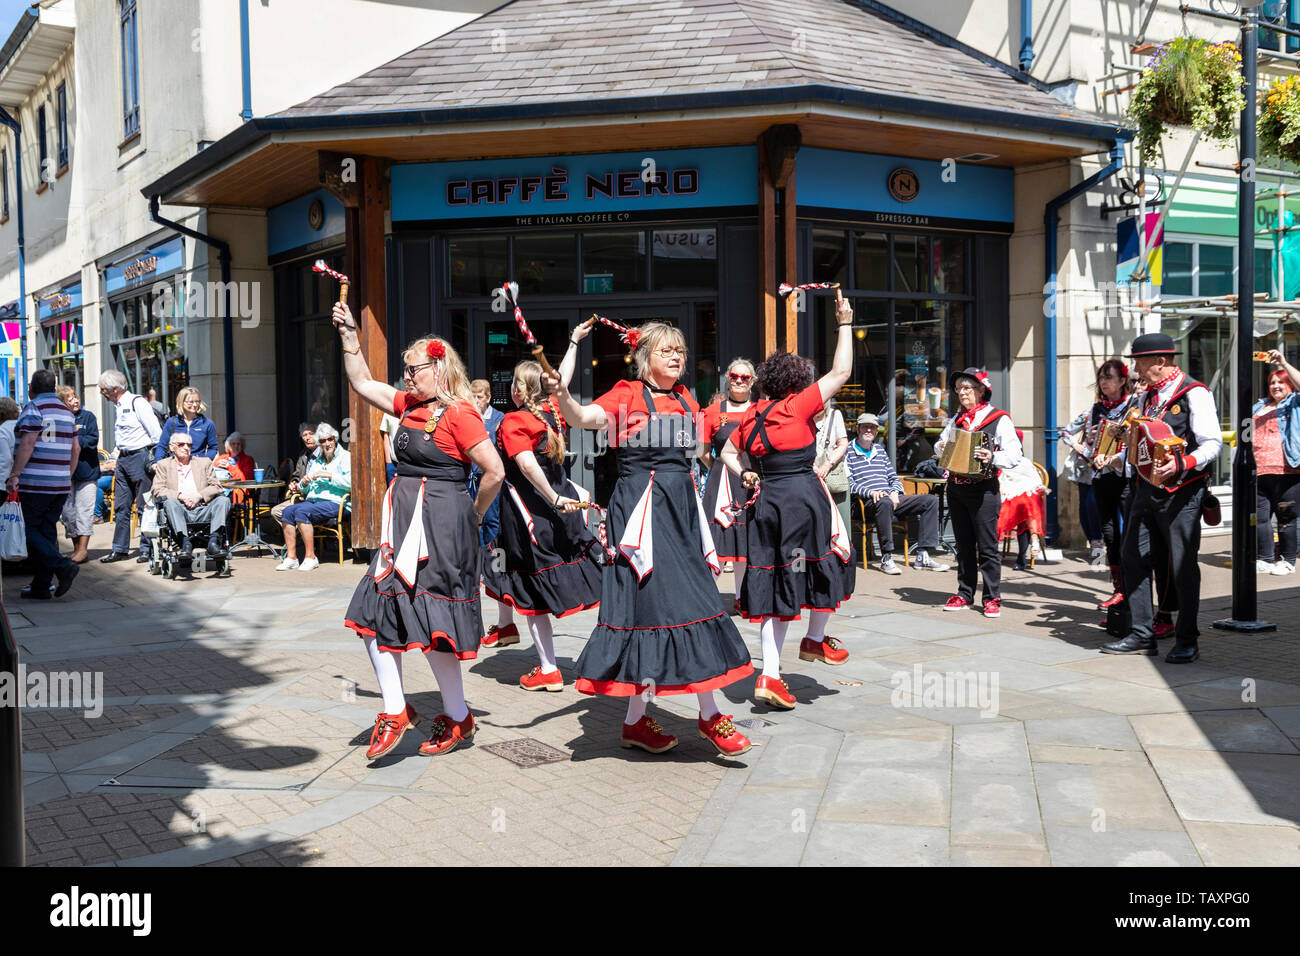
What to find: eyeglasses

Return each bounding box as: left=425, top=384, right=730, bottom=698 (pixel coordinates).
left=728, top=373, right=753, bottom=382
left=403, top=361, right=434, bottom=378
left=653, top=347, right=687, bottom=358
left=319, top=438, right=337, bottom=445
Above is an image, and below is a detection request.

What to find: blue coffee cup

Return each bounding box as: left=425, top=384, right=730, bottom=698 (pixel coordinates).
left=253, top=468, right=265, bottom=481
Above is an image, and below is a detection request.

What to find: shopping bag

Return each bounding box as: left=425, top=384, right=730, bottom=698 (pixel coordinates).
left=139, top=493, right=159, bottom=537
left=0, top=491, right=27, bottom=560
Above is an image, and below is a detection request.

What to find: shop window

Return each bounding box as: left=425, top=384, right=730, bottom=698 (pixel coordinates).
left=1, top=149, right=7, bottom=219
left=448, top=236, right=507, bottom=298
left=852, top=231, right=887, bottom=290
left=41, top=319, right=84, bottom=393
left=449, top=307, right=469, bottom=362
left=582, top=231, right=645, bottom=292
left=1163, top=242, right=1194, bottom=296
left=652, top=227, right=716, bottom=290
left=109, top=287, right=186, bottom=414
left=301, top=318, right=343, bottom=428
left=36, top=105, right=47, bottom=187
left=514, top=232, right=577, bottom=295
left=1199, top=245, right=1234, bottom=297
left=813, top=228, right=848, bottom=285
left=893, top=235, right=929, bottom=293
left=1255, top=246, right=1274, bottom=298
left=933, top=237, right=966, bottom=295
left=120, top=0, right=140, bottom=140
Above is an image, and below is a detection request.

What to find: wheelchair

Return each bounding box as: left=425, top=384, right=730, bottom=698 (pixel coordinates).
left=146, top=494, right=233, bottom=579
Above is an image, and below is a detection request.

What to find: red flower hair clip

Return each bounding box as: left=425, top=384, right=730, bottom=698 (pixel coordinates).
left=426, top=340, right=446, bottom=360
left=1120, top=363, right=1130, bottom=378
left=623, top=329, right=640, bottom=350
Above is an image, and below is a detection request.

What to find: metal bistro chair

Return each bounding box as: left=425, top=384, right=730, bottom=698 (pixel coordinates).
left=310, top=495, right=352, bottom=565
left=856, top=494, right=910, bottom=569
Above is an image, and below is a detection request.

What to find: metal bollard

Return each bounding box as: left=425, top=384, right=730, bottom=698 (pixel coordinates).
left=0, top=601, right=25, bottom=866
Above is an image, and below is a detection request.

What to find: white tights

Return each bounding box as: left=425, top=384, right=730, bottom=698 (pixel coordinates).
left=623, top=690, right=721, bottom=724
left=732, top=559, right=746, bottom=595
left=760, top=617, right=790, bottom=679
left=364, top=637, right=469, bottom=722
left=497, top=601, right=514, bottom=628
left=804, top=610, right=832, bottom=641
left=529, top=614, right=558, bottom=673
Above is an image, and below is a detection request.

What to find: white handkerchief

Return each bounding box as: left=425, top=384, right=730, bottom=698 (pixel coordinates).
left=712, top=467, right=735, bottom=529
left=618, top=470, right=656, bottom=581
left=694, top=482, right=722, bottom=577
left=818, top=474, right=852, bottom=563
left=393, top=478, right=429, bottom=586
left=505, top=481, right=539, bottom=545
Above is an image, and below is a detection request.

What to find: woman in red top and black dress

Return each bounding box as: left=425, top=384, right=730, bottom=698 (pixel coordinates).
left=333, top=302, right=505, bottom=761
left=719, top=292, right=857, bottom=711
left=481, top=359, right=602, bottom=690
left=545, top=321, right=754, bottom=758
left=697, top=358, right=756, bottom=601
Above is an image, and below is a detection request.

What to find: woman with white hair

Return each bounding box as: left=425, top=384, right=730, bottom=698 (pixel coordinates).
left=277, top=422, right=350, bottom=572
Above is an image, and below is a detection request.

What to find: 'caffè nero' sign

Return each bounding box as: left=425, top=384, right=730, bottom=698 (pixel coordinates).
left=392, top=147, right=757, bottom=227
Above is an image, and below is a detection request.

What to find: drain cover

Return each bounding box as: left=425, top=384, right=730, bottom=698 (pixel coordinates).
left=482, top=738, right=571, bottom=768
left=733, top=718, right=771, bottom=730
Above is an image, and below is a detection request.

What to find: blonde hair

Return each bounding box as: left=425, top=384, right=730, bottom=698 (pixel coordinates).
left=56, top=384, right=77, bottom=405
left=175, top=386, right=206, bottom=415
left=512, top=360, right=565, bottom=463
left=404, top=336, right=473, bottom=407
left=631, top=322, right=687, bottom=379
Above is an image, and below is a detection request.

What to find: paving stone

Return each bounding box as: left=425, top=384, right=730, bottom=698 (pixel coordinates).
left=1043, top=824, right=1203, bottom=866
left=1033, top=762, right=1183, bottom=832
left=1263, top=705, right=1300, bottom=738
left=743, top=726, right=841, bottom=788
left=1023, top=715, right=1142, bottom=750
left=950, top=845, right=1051, bottom=866
left=802, top=820, right=949, bottom=865
left=953, top=722, right=1031, bottom=776
left=949, top=771, right=1044, bottom=848
left=941, top=632, right=1101, bottom=665
left=1129, top=710, right=1299, bottom=755
left=1182, top=821, right=1300, bottom=866
left=1143, top=747, right=1300, bottom=827
left=853, top=611, right=996, bottom=642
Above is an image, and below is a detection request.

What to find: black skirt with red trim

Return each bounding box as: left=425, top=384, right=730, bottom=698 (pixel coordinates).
left=739, top=471, right=857, bottom=623
left=574, top=463, right=753, bottom=697
left=481, top=474, right=602, bottom=618
left=344, top=474, right=483, bottom=659
left=702, top=458, right=748, bottom=562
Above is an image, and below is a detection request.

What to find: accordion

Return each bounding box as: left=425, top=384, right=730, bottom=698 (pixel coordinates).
left=1089, top=417, right=1128, bottom=461
left=939, top=427, right=993, bottom=479
left=1128, top=415, right=1187, bottom=487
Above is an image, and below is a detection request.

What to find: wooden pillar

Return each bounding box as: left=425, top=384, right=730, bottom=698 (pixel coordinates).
left=781, top=167, right=798, bottom=352
left=758, top=144, right=778, bottom=358
left=324, top=151, right=389, bottom=550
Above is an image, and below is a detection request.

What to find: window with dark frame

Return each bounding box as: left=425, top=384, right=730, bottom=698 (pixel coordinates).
left=56, top=82, right=68, bottom=169
left=1, top=149, right=8, bottom=219
left=36, top=104, right=47, bottom=185
left=120, top=0, right=140, bottom=140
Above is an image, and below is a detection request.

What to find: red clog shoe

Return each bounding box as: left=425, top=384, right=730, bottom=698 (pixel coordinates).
left=798, top=635, right=848, bottom=665
left=698, top=712, right=752, bottom=757
left=1098, top=591, right=1124, bottom=610
left=620, top=715, right=678, bottom=754
left=943, top=595, right=970, bottom=611
left=1152, top=620, right=1175, bottom=640
left=418, top=712, right=476, bottom=756
left=983, top=598, right=1002, bottom=618
left=520, top=666, right=563, bottom=692
left=481, top=623, right=520, bottom=648
left=365, top=704, right=419, bottom=760
left=754, top=675, right=796, bottom=710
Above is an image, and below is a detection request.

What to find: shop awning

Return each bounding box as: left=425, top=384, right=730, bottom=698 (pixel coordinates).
left=144, top=0, right=1130, bottom=209
left=0, top=4, right=74, bottom=109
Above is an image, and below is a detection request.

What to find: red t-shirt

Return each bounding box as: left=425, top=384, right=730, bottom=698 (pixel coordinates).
left=392, top=392, right=488, bottom=463
left=699, top=399, right=751, bottom=446
left=730, top=383, right=824, bottom=455
left=498, top=408, right=555, bottom=459
left=592, top=379, right=700, bottom=447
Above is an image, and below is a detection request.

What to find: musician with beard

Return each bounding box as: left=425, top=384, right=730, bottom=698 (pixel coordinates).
left=1102, top=333, right=1223, bottom=663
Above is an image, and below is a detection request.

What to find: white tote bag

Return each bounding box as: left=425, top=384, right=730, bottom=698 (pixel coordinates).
left=0, top=492, right=27, bottom=560
left=138, top=492, right=159, bottom=537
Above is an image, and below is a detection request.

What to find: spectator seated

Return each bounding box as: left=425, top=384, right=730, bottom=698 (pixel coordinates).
left=277, top=423, right=351, bottom=571
left=150, top=432, right=232, bottom=576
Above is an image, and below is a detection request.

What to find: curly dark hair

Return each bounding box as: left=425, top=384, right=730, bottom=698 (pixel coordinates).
left=755, top=351, right=815, bottom=402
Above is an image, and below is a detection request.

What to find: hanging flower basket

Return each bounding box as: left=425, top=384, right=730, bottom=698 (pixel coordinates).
left=1259, top=76, right=1300, bottom=165
left=1129, top=37, right=1245, bottom=166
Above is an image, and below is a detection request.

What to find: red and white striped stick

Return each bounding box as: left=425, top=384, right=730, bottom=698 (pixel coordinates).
left=778, top=282, right=840, bottom=296
left=501, top=282, right=556, bottom=376
left=313, top=260, right=350, bottom=305
left=589, top=313, right=639, bottom=349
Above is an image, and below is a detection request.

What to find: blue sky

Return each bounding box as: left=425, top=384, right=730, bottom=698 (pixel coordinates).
left=0, top=2, right=38, bottom=41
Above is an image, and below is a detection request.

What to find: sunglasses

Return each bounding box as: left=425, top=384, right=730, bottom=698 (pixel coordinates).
left=728, top=373, right=753, bottom=382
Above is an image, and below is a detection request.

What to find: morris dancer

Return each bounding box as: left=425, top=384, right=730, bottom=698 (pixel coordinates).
left=719, top=292, right=856, bottom=710
left=1102, top=333, right=1222, bottom=663
left=544, top=322, right=754, bottom=757
left=935, top=368, right=1022, bottom=618
left=333, top=302, right=505, bottom=759
left=482, top=359, right=602, bottom=691
left=697, top=358, right=756, bottom=609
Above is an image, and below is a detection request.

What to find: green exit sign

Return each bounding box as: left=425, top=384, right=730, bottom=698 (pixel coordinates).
left=488, top=333, right=509, bottom=345
left=584, top=273, right=614, bottom=294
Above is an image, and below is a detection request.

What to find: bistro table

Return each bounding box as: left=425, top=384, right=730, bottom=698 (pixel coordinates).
left=900, top=474, right=956, bottom=558
left=220, top=479, right=286, bottom=559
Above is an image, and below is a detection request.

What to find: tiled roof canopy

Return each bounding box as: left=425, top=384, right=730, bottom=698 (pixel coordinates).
left=280, top=0, right=1094, bottom=124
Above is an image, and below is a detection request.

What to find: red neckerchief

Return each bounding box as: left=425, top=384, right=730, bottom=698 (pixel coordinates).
left=1144, top=370, right=1183, bottom=415
left=1100, top=395, right=1127, bottom=411
left=954, top=401, right=990, bottom=430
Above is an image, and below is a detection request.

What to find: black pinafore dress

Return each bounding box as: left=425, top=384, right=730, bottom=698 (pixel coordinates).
left=702, top=402, right=749, bottom=562
left=574, top=384, right=754, bottom=697
left=345, top=404, right=483, bottom=658
left=739, top=405, right=857, bottom=622
left=481, top=409, right=602, bottom=617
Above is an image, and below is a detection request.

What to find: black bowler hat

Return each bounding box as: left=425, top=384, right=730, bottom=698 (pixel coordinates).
left=1128, top=332, right=1177, bottom=356
left=950, top=367, right=992, bottom=401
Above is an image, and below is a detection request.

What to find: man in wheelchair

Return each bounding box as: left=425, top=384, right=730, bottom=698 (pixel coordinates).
left=151, top=431, right=231, bottom=567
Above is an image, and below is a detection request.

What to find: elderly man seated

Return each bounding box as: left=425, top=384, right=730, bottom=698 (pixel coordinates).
left=277, top=422, right=350, bottom=572
left=846, top=412, right=949, bottom=575
left=152, top=431, right=232, bottom=559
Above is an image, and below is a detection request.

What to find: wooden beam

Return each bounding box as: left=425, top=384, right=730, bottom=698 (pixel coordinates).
left=347, top=156, right=390, bottom=550
left=782, top=167, right=798, bottom=352
left=318, top=150, right=362, bottom=208
left=758, top=141, right=777, bottom=358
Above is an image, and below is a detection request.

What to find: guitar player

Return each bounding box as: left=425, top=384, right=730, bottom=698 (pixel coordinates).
left=1101, top=333, right=1223, bottom=664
